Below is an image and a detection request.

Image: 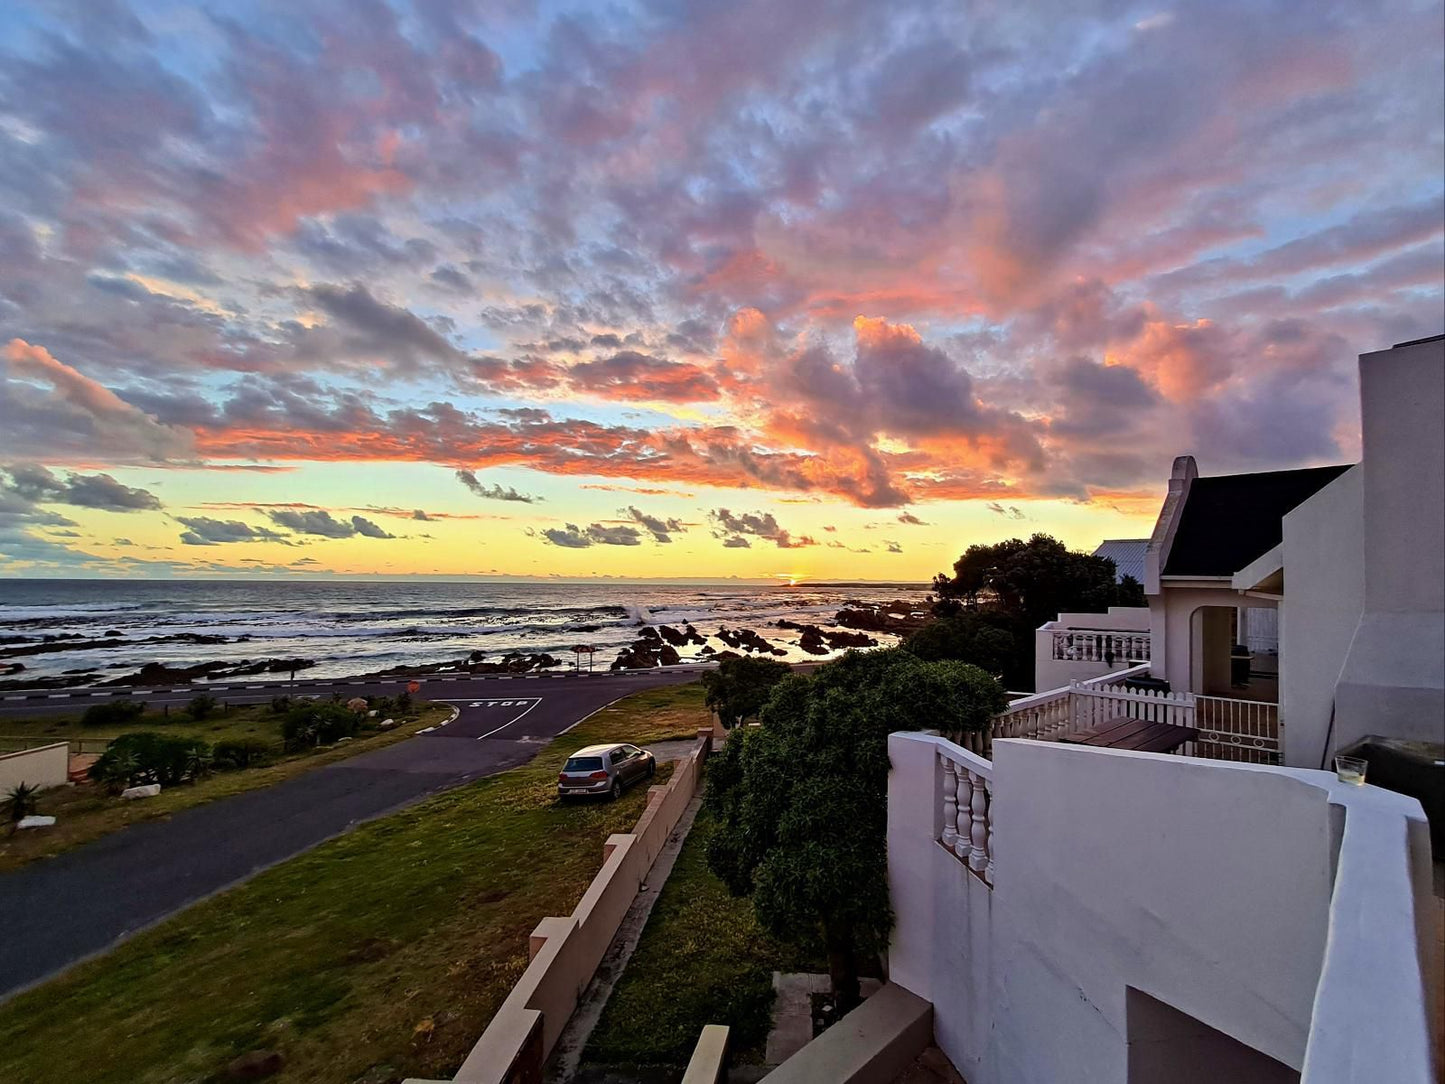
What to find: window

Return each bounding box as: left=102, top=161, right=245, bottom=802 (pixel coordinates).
left=564, top=756, right=603, bottom=772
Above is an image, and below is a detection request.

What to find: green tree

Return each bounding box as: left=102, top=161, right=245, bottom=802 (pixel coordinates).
left=929, top=534, right=1145, bottom=688
left=705, top=649, right=1007, bottom=1009
left=700, top=655, right=791, bottom=729
left=904, top=612, right=1017, bottom=676
left=932, top=533, right=1127, bottom=627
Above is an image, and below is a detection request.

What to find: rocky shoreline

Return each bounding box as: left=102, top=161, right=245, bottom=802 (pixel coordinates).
left=0, top=602, right=927, bottom=689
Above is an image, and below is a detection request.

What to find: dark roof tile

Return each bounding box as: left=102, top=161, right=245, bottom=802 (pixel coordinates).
left=1163, top=465, right=1352, bottom=577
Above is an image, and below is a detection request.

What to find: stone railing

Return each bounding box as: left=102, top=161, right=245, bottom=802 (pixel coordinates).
left=1049, top=630, right=1151, bottom=663
left=937, top=741, right=994, bottom=886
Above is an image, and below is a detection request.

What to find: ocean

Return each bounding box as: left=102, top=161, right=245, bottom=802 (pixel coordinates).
left=0, top=579, right=928, bottom=686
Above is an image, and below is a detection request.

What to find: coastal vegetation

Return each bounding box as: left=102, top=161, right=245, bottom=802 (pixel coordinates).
left=700, top=654, right=791, bottom=728
left=921, top=533, right=1146, bottom=688
left=0, top=696, right=447, bottom=873
left=706, top=649, right=1007, bottom=1009
left=584, top=805, right=821, bottom=1068
left=0, top=683, right=708, bottom=1084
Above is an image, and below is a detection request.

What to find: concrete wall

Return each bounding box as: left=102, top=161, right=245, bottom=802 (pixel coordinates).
left=987, top=741, right=1332, bottom=1083
left=887, top=735, right=1427, bottom=1084
left=1279, top=467, right=1365, bottom=769
left=0, top=743, right=68, bottom=793
left=1358, top=337, right=1445, bottom=616
left=450, top=732, right=711, bottom=1083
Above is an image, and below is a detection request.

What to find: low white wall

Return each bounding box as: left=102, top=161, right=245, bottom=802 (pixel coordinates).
left=887, top=735, right=1437, bottom=1084
left=0, top=743, right=68, bottom=793
left=451, top=732, right=711, bottom=1083
left=988, top=741, right=1332, bottom=1082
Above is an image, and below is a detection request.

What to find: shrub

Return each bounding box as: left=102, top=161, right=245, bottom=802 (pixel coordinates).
left=80, top=699, right=146, bottom=728
left=281, top=701, right=360, bottom=751
left=701, top=656, right=791, bottom=729
left=185, top=693, right=220, bottom=721
left=5, top=781, right=39, bottom=833
left=269, top=695, right=292, bottom=714
left=213, top=738, right=274, bottom=771
left=89, top=732, right=213, bottom=790
left=705, top=648, right=1008, bottom=1010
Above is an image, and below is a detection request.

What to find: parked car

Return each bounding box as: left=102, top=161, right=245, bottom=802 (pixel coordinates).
left=557, top=742, right=656, bottom=801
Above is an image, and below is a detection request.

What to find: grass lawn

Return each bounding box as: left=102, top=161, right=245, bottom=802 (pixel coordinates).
left=582, top=804, right=820, bottom=1069
left=0, top=681, right=709, bottom=1084
left=0, top=698, right=452, bottom=874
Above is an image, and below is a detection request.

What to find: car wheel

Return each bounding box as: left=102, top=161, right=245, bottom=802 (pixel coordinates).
left=610, top=777, right=623, bottom=801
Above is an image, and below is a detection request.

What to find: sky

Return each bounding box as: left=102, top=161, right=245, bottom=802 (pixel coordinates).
left=0, top=0, right=1440, bottom=582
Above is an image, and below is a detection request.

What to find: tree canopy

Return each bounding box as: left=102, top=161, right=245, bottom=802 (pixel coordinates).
left=700, top=655, right=791, bottom=729
left=705, top=648, right=1007, bottom=1008
left=923, top=534, right=1146, bottom=687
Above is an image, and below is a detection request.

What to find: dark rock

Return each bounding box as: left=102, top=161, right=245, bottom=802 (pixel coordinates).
left=225, top=1050, right=283, bottom=1079
left=833, top=601, right=930, bottom=634
left=658, top=643, right=681, bottom=666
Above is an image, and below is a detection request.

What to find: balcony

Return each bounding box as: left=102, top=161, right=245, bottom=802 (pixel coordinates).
left=977, top=664, right=1282, bottom=765
left=888, top=731, right=1438, bottom=1084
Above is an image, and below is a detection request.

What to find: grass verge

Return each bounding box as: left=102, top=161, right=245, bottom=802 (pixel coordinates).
left=582, top=804, right=819, bottom=1069
left=0, top=681, right=709, bottom=1084
left=0, top=700, right=452, bottom=874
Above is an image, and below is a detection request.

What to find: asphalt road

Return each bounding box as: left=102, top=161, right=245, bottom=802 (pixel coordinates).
left=0, top=667, right=704, bottom=1000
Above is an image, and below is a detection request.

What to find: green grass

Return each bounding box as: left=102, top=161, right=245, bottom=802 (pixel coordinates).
left=0, top=681, right=710, bottom=1084
left=582, top=805, right=819, bottom=1069
left=0, top=697, right=311, bottom=746
left=0, top=700, right=451, bottom=874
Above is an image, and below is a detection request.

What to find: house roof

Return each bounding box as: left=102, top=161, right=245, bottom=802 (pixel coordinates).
left=1092, top=539, right=1149, bottom=583
left=1162, top=465, right=1352, bottom=577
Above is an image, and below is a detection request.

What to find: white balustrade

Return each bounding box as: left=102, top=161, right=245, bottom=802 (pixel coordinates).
left=1050, top=630, right=1152, bottom=663
left=936, top=743, right=994, bottom=886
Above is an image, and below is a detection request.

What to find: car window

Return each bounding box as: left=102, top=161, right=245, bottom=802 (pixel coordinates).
left=609, top=750, right=626, bottom=765
left=564, top=756, right=603, bottom=771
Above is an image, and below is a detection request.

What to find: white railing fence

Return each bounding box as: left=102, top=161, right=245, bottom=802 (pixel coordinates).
left=985, top=665, right=1282, bottom=765
left=1049, top=630, right=1152, bottom=664
left=938, top=743, right=993, bottom=886
left=1068, top=683, right=1196, bottom=733
left=1194, top=695, right=1281, bottom=764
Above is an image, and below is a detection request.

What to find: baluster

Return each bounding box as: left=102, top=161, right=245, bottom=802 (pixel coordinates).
left=984, top=777, right=995, bottom=886
left=954, top=768, right=973, bottom=860
left=967, top=770, right=989, bottom=873
left=940, top=755, right=958, bottom=851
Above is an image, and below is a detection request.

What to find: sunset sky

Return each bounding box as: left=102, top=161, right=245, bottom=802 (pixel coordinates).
left=0, top=0, right=1440, bottom=580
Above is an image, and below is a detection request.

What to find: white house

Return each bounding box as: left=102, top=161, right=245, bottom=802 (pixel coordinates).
left=882, top=336, right=1443, bottom=1084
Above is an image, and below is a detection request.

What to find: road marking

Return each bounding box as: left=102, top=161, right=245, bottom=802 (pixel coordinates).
left=476, top=697, right=541, bottom=740
left=46, top=693, right=70, bottom=699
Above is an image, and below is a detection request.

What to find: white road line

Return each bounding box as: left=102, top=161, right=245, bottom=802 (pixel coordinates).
left=475, top=697, right=542, bottom=740
left=46, top=693, right=70, bottom=699
left=558, top=693, right=630, bottom=736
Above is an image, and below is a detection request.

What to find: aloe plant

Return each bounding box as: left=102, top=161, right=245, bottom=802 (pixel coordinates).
left=5, top=781, right=40, bottom=833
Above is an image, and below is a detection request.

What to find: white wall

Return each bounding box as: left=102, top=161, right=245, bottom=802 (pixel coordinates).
left=1332, top=337, right=1445, bottom=754
left=988, top=740, right=1332, bottom=1082
left=0, top=743, right=68, bottom=793
left=886, top=734, right=995, bottom=1084
left=888, top=735, right=1354, bottom=1084
left=1279, top=467, right=1365, bottom=769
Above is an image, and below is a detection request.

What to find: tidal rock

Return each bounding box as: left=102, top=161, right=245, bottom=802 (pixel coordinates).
left=225, top=1050, right=284, bottom=1080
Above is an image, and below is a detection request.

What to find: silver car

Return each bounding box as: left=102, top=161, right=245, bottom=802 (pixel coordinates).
left=557, top=742, right=656, bottom=800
